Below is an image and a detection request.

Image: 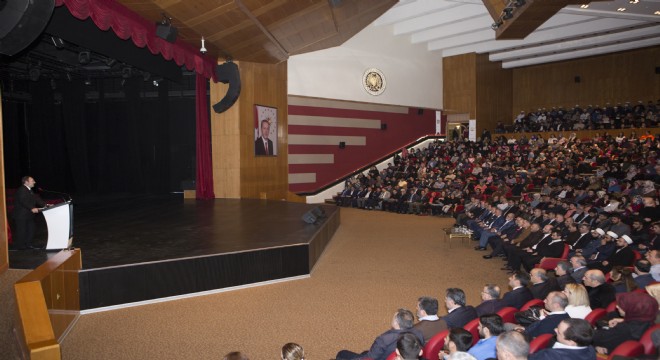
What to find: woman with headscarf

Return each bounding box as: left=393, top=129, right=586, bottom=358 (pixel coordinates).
left=592, top=292, right=658, bottom=355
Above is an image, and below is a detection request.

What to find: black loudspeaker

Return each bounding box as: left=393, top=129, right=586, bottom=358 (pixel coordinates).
left=417, top=108, right=424, bottom=115
left=381, top=123, right=387, bottom=130
left=339, top=142, right=346, bottom=149
left=656, top=66, right=660, bottom=75
left=302, top=211, right=317, bottom=224
left=155, top=24, right=178, bottom=43
left=574, top=76, right=581, bottom=83
left=0, top=0, right=54, bottom=56
left=311, top=206, right=326, bottom=219
left=212, top=62, right=242, bottom=114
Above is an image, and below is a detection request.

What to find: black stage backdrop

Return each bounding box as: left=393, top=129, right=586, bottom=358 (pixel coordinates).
left=2, top=77, right=196, bottom=195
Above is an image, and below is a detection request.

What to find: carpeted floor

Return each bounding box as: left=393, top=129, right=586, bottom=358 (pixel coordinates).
left=0, top=269, right=31, bottom=360
left=26, top=208, right=509, bottom=359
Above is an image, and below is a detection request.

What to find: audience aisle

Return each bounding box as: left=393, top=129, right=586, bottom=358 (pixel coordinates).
left=60, top=208, right=505, bottom=359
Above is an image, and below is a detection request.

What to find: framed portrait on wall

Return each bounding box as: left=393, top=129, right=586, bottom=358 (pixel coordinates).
left=254, top=105, right=277, bottom=156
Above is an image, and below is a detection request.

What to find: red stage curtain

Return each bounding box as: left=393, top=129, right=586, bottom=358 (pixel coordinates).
left=54, top=0, right=217, bottom=80
left=195, top=75, right=215, bottom=199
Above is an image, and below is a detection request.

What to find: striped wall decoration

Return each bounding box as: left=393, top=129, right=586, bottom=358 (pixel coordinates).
left=288, top=96, right=441, bottom=193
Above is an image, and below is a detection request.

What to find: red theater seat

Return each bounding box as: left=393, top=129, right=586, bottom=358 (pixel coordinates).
left=463, top=318, right=480, bottom=346
left=584, top=308, right=607, bottom=326
left=607, top=340, right=644, bottom=360
left=640, top=324, right=660, bottom=355
left=529, top=333, right=553, bottom=354
left=496, top=307, right=518, bottom=324
left=520, top=299, right=544, bottom=311
left=423, top=329, right=449, bottom=360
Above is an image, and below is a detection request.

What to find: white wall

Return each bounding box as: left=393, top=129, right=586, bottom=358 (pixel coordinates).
left=288, top=23, right=443, bottom=110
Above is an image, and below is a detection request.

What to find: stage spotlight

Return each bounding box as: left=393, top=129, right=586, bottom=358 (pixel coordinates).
left=84, top=77, right=92, bottom=86
left=514, top=0, right=525, bottom=7
left=156, top=13, right=177, bottom=43
left=502, top=7, right=514, bottom=20
left=491, top=22, right=500, bottom=30
left=50, top=36, right=64, bottom=49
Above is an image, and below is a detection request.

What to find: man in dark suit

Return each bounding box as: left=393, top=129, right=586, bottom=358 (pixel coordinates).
left=12, top=176, right=46, bottom=250
left=336, top=309, right=424, bottom=360
left=475, top=284, right=505, bottom=317
left=413, top=296, right=448, bottom=342
left=443, top=288, right=478, bottom=328
left=569, top=255, right=588, bottom=284
left=516, top=291, right=570, bottom=339
left=254, top=119, right=274, bottom=155
left=529, top=268, right=560, bottom=300
left=529, top=318, right=596, bottom=360
left=583, top=269, right=616, bottom=309
left=502, top=271, right=534, bottom=309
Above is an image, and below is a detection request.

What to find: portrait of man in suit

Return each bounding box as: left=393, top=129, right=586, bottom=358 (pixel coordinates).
left=255, top=119, right=274, bottom=156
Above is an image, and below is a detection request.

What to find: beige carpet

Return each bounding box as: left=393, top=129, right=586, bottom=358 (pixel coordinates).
left=57, top=208, right=509, bottom=359
left=0, top=269, right=31, bottom=360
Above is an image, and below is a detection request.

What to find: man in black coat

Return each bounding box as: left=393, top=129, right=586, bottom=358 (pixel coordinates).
left=516, top=291, right=570, bottom=339
left=443, top=288, right=478, bottom=328
left=475, top=284, right=505, bottom=317
left=336, top=309, right=424, bottom=360
left=12, top=176, right=46, bottom=250
left=502, top=271, right=534, bottom=309
left=583, top=269, right=616, bottom=309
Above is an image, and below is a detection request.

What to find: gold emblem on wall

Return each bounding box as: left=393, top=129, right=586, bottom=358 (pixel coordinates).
left=362, top=68, right=386, bottom=96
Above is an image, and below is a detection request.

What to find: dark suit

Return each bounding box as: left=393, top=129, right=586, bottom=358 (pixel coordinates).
left=413, top=319, right=448, bottom=342
left=475, top=299, right=506, bottom=317
left=502, top=287, right=534, bottom=310
left=525, top=312, right=570, bottom=339
left=529, top=346, right=597, bottom=360
left=530, top=279, right=560, bottom=300
left=587, top=283, right=617, bottom=309
left=570, top=266, right=588, bottom=283
left=255, top=137, right=274, bottom=155
left=12, top=185, right=45, bottom=249
left=336, top=328, right=424, bottom=360
left=589, top=246, right=635, bottom=273
left=443, top=306, right=478, bottom=329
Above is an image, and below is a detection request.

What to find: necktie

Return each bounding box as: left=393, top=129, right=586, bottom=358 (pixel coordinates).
left=264, top=141, right=268, bottom=154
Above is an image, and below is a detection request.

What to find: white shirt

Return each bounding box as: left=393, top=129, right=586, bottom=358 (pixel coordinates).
left=565, top=305, right=592, bottom=319
left=419, top=314, right=439, bottom=321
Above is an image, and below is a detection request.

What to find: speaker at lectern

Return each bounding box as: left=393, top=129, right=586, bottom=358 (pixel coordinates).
left=41, top=201, right=73, bottom=250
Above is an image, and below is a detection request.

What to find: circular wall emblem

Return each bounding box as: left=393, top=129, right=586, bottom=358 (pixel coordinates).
left=362, top=68, right=386, bottom=96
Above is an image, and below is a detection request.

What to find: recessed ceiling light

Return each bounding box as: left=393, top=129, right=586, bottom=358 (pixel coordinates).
left=580, top=4, right=589, bottom=8
left=629, top=0, right=639, bottom=3
left=656, top=11, right=660, bottom=15
left=617, top=7, right=627, bottom=11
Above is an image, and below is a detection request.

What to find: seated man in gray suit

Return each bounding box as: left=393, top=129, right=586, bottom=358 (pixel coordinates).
left=413, top=296, right=448, bottom=342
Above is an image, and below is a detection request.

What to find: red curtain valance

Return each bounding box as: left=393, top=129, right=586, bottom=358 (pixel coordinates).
left=55, top=0, right=217, bottom=81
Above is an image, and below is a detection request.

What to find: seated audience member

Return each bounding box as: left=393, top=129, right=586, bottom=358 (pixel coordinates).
left=562, top=283, right=592, bottom=319
left=441, top=328, right=473, bottom=360
left=443, top=288, right=478, bottom=329
left=529, top=268, right=560, bottom=300
left=568, top=223, right=594, bottom=251
left=496, top=331, right=529, bottom=360
left=395, top=333, right=423, bottom=360
left=647, top=249, right=660, bottom=281
left=588, top=232, right=635, bottom=273
left=514, top=291, right=570, bottom=339
left=335, top=309, right=424, bottom=360
left=529, top=318, right=596, bottom=360
left=223, top=352, right=249, bottom=360
left=569, top=255, right=588, bottom=284
left=414, top=296, right=448, bottom=342
left=475, top=284, right=505, bottom=317
left=632, top=259, right=655, bottom=288
left=582, top=269, right=616, bottom=309
left=592, top=292, right=659, bottom=355
left=281, top=343, right=304, bottom=360
left=502, top=271, right=534, bottom=309
left=554, top=261, right=576, bottom=290
left=468, top=314, right=504, bottom=360
left=610, top=266, right=638, bottom=293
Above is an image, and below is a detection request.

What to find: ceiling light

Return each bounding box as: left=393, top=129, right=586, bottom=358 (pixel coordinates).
left=655, top=11, right=660, bottom=15
left=502, top=7, right=514, bottom=20
left=617, top=7, right=626, bottom=11
left=152, top=80, right=159, bottom=87
left=580, top=4, right=589, bottom=9
left=84, top=77, right=92, bottom=86
left=629, top=0, right=639, bottom=3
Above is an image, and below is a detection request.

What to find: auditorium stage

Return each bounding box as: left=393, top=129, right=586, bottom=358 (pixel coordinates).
left=9, top=195, right=339, bottom=310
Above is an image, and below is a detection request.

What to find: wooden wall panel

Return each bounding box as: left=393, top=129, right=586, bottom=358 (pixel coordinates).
left=476, top=53, right=512, bottom=135
left=0, top=92, right=6, bottom=273
left=512, top=47, right=660, bottom=119
left=210, top=60, right=289, bottom=200
left=211, top=80, right=242, bottom=199
left=443, top=53, right=477, bottom=119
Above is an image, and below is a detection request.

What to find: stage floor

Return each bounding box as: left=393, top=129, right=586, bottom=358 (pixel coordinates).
left=9, top=194, right=337, bottom=269
left=10, top=195, right=340, bottom=309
